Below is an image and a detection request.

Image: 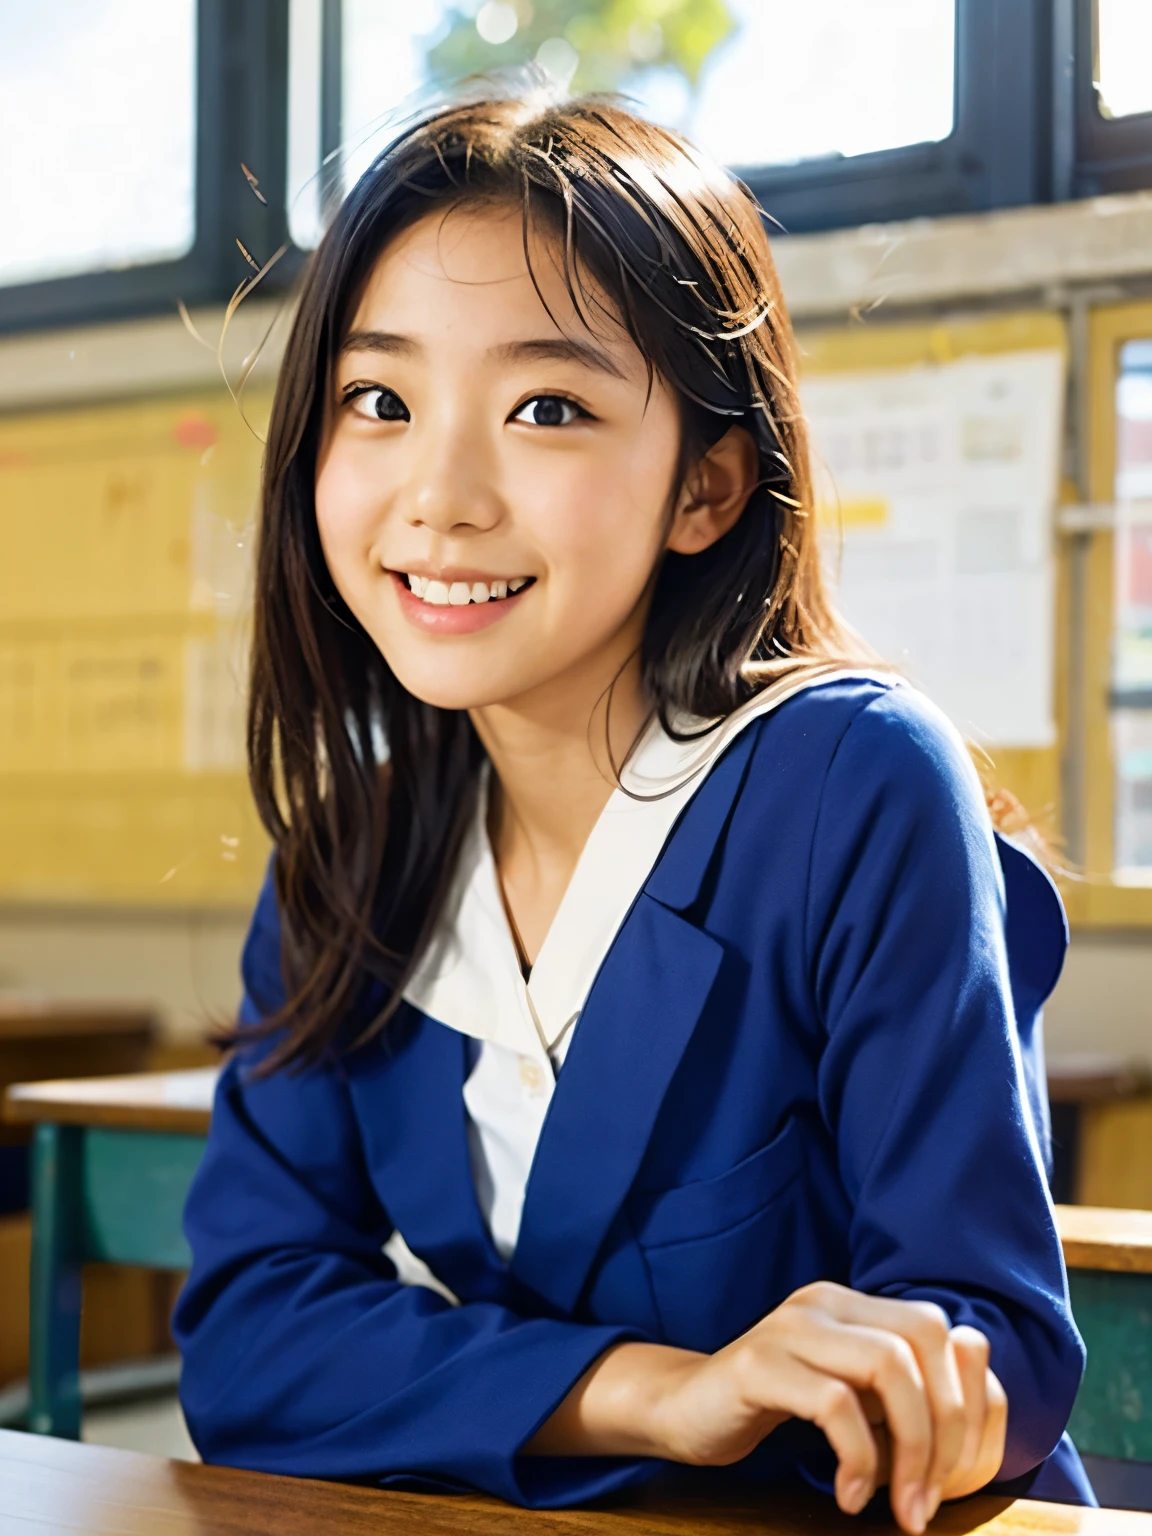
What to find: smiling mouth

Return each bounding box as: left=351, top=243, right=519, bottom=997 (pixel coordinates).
left=402, top=574, right=535, bottom=607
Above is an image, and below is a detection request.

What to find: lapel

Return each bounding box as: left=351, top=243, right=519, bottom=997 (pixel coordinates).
left=510, top=726, right=759, bottom=1315
left=345, top=1009, right=511, bottom=1304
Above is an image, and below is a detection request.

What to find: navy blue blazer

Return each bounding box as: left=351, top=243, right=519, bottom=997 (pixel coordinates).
left=174, top=679, right=1091, bottom=1508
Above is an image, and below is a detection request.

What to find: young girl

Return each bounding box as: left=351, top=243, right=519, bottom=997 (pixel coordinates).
left=174, top=85, right=1093, bottom=1530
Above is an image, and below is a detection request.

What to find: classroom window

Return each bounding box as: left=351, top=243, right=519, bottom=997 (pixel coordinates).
left=288, top=0, right=326, bottom=251
left=1095, top=0, right=1152, bottom=122
left=323, top=0, right=956, bottom=231
left=1112, top=340, right=1152, bottom=876
left=0, top=1, right=197, bottom=289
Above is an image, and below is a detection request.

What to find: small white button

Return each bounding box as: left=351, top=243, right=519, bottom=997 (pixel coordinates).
left=519, top=1058, right=546, bottom=1096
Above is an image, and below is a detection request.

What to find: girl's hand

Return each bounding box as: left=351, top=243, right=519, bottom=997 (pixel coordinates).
left=653, top=1283, right=1006, bottom=1530
left=528, top=1282, right=1007, bottom=1536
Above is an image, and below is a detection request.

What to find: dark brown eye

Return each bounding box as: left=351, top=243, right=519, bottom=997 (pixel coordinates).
left=347, top=386, right=410, bottom=422
left=512, top=395, right=581, bottom=427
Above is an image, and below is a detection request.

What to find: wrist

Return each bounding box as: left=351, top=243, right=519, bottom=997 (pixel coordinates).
left=525, top=1341, right=703, bottom=1459
left=616, top=1344, right=705, bottom=1461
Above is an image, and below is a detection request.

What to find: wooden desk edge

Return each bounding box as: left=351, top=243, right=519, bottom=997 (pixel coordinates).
left=2, top=1429, right=1150, bottom=1534
left=1056, top=1203, right=1152, bottom=1273
left=2, top=1076, right=213, bottom=1136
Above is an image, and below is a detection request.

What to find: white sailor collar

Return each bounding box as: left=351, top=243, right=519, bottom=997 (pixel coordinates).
left=402, top=667, right=889, bottom=1066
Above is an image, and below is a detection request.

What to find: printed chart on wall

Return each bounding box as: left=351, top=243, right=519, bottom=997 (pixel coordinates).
left=803, top=349, right=1065, bottom=747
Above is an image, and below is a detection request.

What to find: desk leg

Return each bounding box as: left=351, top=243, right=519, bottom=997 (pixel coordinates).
left=28, top=1123, right=84, bottom=1439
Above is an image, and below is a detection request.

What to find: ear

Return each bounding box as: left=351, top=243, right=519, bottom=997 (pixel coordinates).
left=665, top=425, right=760, bottom=556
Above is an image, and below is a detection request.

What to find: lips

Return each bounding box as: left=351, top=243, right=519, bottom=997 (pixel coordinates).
left=389, top=570, right=534, bottom=635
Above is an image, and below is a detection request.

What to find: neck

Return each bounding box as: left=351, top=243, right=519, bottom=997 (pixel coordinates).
left=470, top=648, right=651, bottom=873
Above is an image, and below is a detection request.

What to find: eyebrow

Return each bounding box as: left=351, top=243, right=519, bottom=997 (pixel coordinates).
left=340, top=330, right=418, bottom=358
left=490, top=337, right=627, bottom=381
left=340, top=329, right=627, bottom=381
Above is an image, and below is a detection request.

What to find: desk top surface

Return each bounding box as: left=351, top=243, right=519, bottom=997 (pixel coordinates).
left=1, top=1430, right=1147, bottom=1536
left=3, top=1067, right=217, bottom=1133
left=1056, top=1202, right=1152, bottom=1273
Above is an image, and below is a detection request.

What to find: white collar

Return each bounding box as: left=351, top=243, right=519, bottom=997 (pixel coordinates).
left=403, top=667, right=889, bottom=1064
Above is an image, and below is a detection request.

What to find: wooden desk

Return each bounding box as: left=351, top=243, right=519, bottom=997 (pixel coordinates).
left=1, top=1429, right=1148, bottom=1536
left=1057, top=1204, right=1152, bottom=1274
left=0, top=1004, right=155, bottom=1159
left=4, top=1066, right=216, bottom=1136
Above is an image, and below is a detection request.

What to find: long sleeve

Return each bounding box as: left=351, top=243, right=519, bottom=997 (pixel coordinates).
left=804, top=687, right=1085, bottom=1482
left=173, top=873, right=649, bottom=1506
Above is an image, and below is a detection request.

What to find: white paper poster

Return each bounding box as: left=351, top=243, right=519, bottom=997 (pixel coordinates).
left=802, top=349, right=1064, bottom=747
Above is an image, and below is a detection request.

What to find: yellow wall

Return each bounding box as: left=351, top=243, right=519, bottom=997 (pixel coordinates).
left=0, top=392, right=271, bottom=907
left=0, top=303, right=1147, bottom=936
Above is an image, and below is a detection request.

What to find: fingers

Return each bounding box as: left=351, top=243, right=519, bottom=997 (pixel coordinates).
left=939, top=1336, right=1008, bottom=1501
left=977, top=1368, right=1009, bottom=1490
left=737, top=1286, right=1004, bottom=1534
left=786, top=1287, right=968, bottom=1531
left=942, top=1326, right=991, bottom=1497
left=734, top=1347, right=880, bottom=1516
left=781, top=1307, right=936, bottom=1532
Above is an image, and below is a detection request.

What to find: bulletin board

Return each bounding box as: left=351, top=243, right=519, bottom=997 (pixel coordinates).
left=796, top=311, right=1069, bottom=848
left=0, top=391, right=272, bottom=907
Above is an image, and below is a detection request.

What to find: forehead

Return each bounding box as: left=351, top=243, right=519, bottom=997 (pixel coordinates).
left=347, top=201, right=637, bottom=363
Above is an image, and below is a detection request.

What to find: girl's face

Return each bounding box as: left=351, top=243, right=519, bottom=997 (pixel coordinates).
left=316, top=203, right=703, bottom=713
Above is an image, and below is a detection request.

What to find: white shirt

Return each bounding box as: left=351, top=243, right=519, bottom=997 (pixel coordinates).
left=402, top=666, right=884, bottom=1261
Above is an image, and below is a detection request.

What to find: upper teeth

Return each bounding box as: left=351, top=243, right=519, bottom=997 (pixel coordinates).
left=407, top=576, right=529, bottom=605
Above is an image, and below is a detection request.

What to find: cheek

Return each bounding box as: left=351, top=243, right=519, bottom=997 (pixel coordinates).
left=530, top=430, right=679, bottom=593
left=314, top=448, right=382, bottom=590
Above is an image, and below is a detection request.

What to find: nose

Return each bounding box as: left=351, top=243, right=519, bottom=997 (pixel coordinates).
left=401, top=413, right=502, bottom=537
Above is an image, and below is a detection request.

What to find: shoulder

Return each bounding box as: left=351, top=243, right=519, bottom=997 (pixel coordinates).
left=722, top=676, right=995, bottom=894
left=745, top=676, right=982, bottom=809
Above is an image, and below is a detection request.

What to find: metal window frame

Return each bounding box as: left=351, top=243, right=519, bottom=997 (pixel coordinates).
left=0, top=0, right=295, bottom=336
left=1065, top=0, right=1152, bottom=199
left=11, top=0, right=1152, bottom=332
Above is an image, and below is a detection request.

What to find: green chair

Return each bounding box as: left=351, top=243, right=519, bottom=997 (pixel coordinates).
left=4, top=1070, right=213, bottom=1439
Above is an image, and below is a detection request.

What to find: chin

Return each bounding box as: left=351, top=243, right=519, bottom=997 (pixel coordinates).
left=384, top=662, right=525, bottom=714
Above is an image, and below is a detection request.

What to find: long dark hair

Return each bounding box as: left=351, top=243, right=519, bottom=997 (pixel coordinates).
left=245, top=85, right=865, bottom=1071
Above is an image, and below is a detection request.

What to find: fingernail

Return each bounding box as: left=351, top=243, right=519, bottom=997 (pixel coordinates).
left=842, top=1478, right=871, bottom=1513
left=906, top=1488, right=927, bottom=1533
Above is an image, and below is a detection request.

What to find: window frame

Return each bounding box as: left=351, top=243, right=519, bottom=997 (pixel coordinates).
left=6, top=1, right=1152, bottom=331
left=1067, top=0, right=1152, bottom=198
left=0, top=0, right=296, bottom=335
left=1062, top=298, right=1152, bottom=927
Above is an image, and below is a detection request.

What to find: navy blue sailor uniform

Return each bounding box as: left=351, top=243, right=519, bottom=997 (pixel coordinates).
left=173, top=675, right=1094, bottom=1508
